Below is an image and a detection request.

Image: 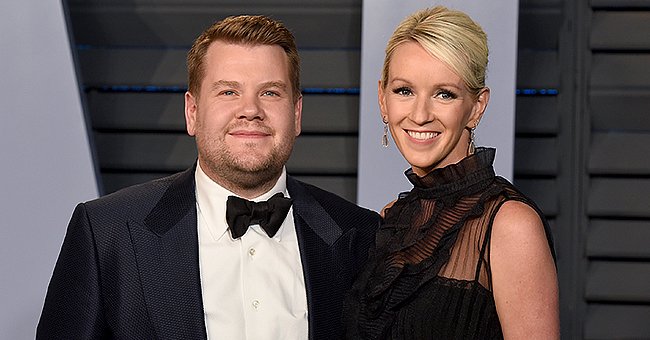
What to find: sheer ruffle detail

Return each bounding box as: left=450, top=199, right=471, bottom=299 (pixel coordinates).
left=404, top=147, right=496, bottom=199
left=367, top=149, right=498, bottom=295
left=344, top=148, right=554, bottom=339
left=345, top=148, right=504, bottom=338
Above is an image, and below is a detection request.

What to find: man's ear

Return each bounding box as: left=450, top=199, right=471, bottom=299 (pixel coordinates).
left=184, top=91, right=197, bottom=136
left=294, top=95, right=303, bottom=137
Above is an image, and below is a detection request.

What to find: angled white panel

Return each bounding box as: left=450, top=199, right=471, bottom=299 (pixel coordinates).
left=0, top=1, right=98, bottom=338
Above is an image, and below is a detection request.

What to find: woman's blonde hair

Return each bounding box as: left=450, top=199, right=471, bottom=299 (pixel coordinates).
left=381, top=6, right=488, bottom=97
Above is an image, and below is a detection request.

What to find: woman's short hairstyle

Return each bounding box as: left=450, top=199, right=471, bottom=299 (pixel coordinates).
left=187, top=15, right=301, bottom=102
left=381, top=6, right=488, bottom=97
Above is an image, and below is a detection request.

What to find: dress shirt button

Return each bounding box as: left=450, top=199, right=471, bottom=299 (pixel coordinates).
left=248, top=248, right=256, bottom=256
left=252, top=300, right=260, bottom=309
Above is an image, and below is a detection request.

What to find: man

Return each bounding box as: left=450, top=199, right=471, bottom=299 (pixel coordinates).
left=37, top=15, right=379, bottom=340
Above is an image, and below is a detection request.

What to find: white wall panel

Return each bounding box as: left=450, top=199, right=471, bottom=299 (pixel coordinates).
left=0, top=1, right=98, bottom=338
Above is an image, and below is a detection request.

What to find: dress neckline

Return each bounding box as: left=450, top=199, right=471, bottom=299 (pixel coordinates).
left=405, top=147, right=497, bottom=198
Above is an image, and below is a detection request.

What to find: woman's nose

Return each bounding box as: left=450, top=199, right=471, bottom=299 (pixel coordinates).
left=409, top=97, right=433, bottom=125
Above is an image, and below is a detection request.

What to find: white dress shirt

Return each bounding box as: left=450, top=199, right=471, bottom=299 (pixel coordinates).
left=195, top=163, right=308, bottom=340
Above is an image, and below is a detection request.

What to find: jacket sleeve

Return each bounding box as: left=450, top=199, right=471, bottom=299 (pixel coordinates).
left=36, top=203, right=106, bottom=339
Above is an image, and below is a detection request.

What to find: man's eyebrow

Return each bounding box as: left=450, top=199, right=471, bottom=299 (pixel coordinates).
left=210, top=80, right=241, bottom=90
left=209, top=80, right=288, bottom=91
left=261, top=81, right=288, bottom=90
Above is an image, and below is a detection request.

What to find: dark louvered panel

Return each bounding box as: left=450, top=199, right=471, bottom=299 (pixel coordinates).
left=512, top=179, right=558, bottom=217
left=518, top=0, right=563, bottom=5
left=591, top=0, right=650, bottom=8
left=95, top=133, right=358, bottom=174
left=591, top=11, right=650, bottom=50
left=289, top=136, right=358, bottom=174
left=588, top=132, right=650, bottom=174
left=514, top=137, right=558, bottom=176
left=301, top=95, right=360, bottom=133
left=77, top=49, right=186, bottom=87
left=300, top=50, right=361, bottom=87
left=77, top=49, right=360, bottom=88
left=514, top=0, right=562, bottom=226
left=586, top=261, right=650, bottom=302
left=588, top=178, right=650, bottom=217
left=68, top=2, right=361, bottom=49
left=70, top=0, right=359, bottom=3
left=516, top=50, right=560, bottom=88
left=518, top=7, right=563, bottom=50
left=514, top=0, right=562, bottom=203
left=515, top=2, right=571, bottom=337
left=515, top=96, right=560, bottom=134
left=68, top=0, right=363, bottom=203
left=585, top=3, right=650, bottom=338
left=87, top=91, right=360, bottom=134
left=587, top=220, right=650, bottom=258
left=94, top=130, right=360, bottom=200
left=94, top=132, right=196, bottom=171
left=584, top=305, right=650, bottom=339
left=88, top=91, right=185, bottom=131
left=591, top=54, right=650, bottom=88
left=102, top=172, right=175, bottom=194
left=590, top=91, right=650, bottom=131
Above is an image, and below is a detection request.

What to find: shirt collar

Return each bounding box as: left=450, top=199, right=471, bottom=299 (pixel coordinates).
left=195, top=162, right=289, bottom=241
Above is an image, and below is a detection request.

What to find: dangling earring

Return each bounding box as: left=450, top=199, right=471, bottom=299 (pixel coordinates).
left=467, top=126, right=476, bottom=155
left=381, top=116, right=389, bottom=147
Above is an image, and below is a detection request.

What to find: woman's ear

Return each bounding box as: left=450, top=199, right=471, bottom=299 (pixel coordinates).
left=378, top=80, right=388, bottom=118
left=468, top=87, right=490, bottom=128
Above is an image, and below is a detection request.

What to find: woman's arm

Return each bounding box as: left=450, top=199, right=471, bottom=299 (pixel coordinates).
left=491, top=200, right=559, bottom=339
left=380, top=199, right=397, bottom=218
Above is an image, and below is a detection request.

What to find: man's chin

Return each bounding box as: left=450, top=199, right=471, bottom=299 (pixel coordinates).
left=231, top=154, right=273, bottom=171
left=230, top=141, right=272, bottom=153
left=229, top=164, right=283, bottom=189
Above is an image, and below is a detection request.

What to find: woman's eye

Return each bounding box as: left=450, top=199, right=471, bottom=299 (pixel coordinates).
left=436, top=90, right=456, bottom=100
left=393, top=87, right=412, bottom=96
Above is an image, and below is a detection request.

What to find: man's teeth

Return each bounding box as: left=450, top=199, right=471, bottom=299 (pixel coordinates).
left=408, top=131, right=439, bottom=140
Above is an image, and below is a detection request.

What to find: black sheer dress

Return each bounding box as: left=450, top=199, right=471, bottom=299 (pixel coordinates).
left=343, top=148, right=555, bottom=339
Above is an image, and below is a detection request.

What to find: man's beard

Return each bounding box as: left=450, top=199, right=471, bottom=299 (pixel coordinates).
left=196, top=132, right=295, bottom=193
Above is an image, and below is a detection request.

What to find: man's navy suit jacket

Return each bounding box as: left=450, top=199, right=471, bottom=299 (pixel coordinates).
left=36, top=166, right=380, bottom=339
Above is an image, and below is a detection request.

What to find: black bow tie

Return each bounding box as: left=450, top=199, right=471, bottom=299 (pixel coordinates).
left=225, top=193, right=293, bottom=239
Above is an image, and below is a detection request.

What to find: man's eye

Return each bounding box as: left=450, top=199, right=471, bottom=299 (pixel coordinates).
left=263, top=91, right=279, bottom=97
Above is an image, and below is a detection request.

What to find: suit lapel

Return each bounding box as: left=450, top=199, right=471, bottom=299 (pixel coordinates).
left=288, top=177, right=343, bottom=246
left=288, top=176, right=357, bottom=340
left=129, top=167, right=207, bottom=339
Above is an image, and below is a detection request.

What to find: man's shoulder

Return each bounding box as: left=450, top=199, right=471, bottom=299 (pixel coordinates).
left=288, top=177, right=378, bottom=218
left=84, top=169, right=193, bottom=215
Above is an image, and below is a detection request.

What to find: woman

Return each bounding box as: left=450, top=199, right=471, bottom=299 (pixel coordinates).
left=344, top=6, right=559, bottom=339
